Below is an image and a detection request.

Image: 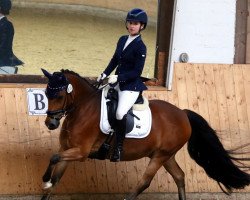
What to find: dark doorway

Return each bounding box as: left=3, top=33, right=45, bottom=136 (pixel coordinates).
left=154, top=0, right=176, bottom=86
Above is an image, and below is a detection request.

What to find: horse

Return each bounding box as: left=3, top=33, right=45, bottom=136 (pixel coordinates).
left=40, top=68, right=250, bottom=200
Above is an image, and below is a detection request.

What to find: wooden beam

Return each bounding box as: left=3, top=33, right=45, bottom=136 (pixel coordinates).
left=0, top=74, right=47, bottom=83
left=0, top=75, right=97, bottom=84
left=234, top=0, right=248, bottom=63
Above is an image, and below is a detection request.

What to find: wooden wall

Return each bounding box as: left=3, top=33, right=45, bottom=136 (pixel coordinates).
left=0, top=63, right=250, bottom=195
left=247, top=0, right=250, bottom=63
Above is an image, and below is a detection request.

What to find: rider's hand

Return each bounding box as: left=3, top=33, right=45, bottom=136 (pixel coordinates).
left=108, top=75, right=118, bottom=84
left=97, top=73, right=107, bottom=82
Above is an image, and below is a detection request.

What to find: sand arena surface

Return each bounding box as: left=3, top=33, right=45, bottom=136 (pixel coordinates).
left=10, top=8, right=156, bottom=77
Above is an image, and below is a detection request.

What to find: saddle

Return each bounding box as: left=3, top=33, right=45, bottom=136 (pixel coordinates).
left=88, top=86, right=151, bottom=160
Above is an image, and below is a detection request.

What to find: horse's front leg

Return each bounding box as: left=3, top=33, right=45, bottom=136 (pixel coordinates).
left=42, top=154, right=61, bottom=186
left=41, top=147, right=86, bottom=200
left=41, top=160, right=68, bottom=200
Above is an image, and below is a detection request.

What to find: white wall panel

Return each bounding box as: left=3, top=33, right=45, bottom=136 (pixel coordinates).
left=167, top=0, right=236, bottom=89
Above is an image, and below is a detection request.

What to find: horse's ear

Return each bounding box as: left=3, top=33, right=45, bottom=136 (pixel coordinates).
left=41, top=68, right=52, bottom=79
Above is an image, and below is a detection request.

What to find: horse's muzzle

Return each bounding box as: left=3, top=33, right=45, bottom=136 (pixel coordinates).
left=45, top=117, right=60, bottom=130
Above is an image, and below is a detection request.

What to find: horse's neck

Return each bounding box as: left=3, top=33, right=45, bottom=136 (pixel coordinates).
left=68, top=75, right=98, bottom=102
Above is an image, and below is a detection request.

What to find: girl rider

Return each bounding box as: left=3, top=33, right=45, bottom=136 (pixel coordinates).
left=97, top=8, right=148, bottom=162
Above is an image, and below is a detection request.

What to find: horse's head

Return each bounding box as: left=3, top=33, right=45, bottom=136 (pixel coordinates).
left=42, top=69, right=74, bottom=130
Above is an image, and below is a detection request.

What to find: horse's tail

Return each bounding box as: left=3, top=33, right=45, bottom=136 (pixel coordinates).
left=184, top=109, right=250, bottom=194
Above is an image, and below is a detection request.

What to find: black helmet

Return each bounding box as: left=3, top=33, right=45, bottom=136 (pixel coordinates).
left=126, top=8, right=148, bottom=30
left=0, top=0, right=12, bottom=15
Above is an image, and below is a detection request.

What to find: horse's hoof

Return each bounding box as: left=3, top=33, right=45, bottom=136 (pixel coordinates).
left=43, top=180, right=52, bottom=190
left=41, top=194, right=51, bottom=200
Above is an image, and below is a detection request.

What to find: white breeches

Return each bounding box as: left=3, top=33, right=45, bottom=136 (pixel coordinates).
left=114, top=84, right=139, bottom=120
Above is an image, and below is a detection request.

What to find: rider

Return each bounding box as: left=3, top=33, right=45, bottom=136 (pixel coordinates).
left=0, top=0, right=23, bottom=74
left=97, top=8, right=148, bottom=162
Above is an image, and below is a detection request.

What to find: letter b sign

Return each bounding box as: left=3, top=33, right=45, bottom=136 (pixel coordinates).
left=27, top=88, right=48, bottom=115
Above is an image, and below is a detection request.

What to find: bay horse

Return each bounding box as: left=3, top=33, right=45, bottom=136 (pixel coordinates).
left=41, top=69, right=250, bottom=200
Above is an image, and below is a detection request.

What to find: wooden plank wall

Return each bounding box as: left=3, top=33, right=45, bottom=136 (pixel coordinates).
left=0, top=63, right=250, bottom=195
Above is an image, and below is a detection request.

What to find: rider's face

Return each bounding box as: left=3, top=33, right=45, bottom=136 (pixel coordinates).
left=126, top=21, right=143, bottom=36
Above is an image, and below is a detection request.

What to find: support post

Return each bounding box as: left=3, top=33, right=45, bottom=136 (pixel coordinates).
left=234, top=0, right=248, bottom=63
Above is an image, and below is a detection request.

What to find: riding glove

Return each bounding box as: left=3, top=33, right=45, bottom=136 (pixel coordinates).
left=97, top=73, right=107, bottom=82
left=108, top=75, right=118, bottom=84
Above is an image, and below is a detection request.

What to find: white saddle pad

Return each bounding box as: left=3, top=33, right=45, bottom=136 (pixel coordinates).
left=100, top=86, right=152, bottom=139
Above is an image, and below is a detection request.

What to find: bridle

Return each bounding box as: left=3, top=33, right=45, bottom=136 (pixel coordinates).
left=46, top=83, right=75, bottom=120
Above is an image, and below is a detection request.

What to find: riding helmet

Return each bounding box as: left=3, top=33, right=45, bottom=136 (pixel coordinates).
left=126, top=8, right=148, bottom=30
left=0, top=0, right=12, bottom=15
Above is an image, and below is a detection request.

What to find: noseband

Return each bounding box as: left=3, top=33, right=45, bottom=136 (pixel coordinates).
left=46, top=108, right=70, bottom=120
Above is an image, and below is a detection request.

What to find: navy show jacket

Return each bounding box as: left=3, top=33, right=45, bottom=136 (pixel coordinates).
left=0, top=17, right=23, bottom=67
left=103, top=35, right=147, bottom=91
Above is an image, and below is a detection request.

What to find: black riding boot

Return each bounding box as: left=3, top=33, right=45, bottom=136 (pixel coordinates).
left=110, top=115, right=127, bottom=162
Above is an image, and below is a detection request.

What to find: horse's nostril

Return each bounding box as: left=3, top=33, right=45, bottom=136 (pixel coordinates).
left=45, top=117, right=60, bottom=130
left=48, top=123, right=58, bottom=130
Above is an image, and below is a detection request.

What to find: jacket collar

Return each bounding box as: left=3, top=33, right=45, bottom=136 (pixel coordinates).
left=121, top=35, right=141, bottom=54
left=0, top=15, right=5, bottom=21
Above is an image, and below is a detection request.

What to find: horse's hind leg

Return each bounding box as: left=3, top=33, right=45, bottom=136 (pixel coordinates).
left=125, top=157, right=166, bottom=200
left=164, top=156, right=186, bottom=200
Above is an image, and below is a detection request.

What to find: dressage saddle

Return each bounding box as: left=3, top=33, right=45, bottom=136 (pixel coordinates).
left=89, top=88, right=143, bottom=160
